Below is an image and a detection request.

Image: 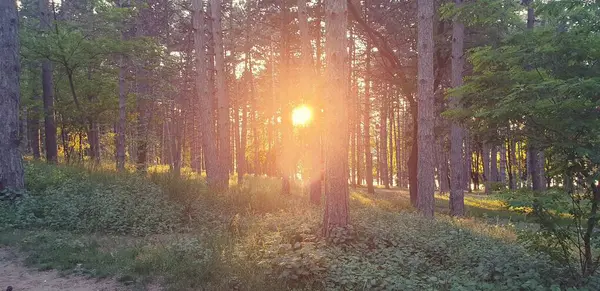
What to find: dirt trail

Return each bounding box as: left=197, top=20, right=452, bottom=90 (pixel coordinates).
left=0, top=248, right=126, bottom=291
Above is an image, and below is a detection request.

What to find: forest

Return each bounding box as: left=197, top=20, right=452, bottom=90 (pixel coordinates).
left=0, top=0, right=599, bottom=289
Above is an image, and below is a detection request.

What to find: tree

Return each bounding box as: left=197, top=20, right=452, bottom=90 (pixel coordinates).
left=416, top=0, right=435, bottom=217
left=115, top=0, right=128, bottom=172
left=453, top=0, right=600, bottom=277
left=449, top=0, right=465, bottom=215
left=298, top=0, right=322, bottom=204
left=363, top=0, right=375, bottom=195
left=323, top=0, right=350, bottom=236
left=193, top=0, right=219, bottom=190
left=39, top=0, right=57, bottom=163
left=211, top=0, right=230, bottom=190
left=0, top=0, right=25, bottom=190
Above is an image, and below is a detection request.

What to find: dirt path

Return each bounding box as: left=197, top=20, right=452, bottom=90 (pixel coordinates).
left=0, top=248, right=127, bottom=291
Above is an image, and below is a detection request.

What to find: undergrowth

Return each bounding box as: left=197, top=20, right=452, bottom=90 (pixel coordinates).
left=0, top=162, right=599, bottom=290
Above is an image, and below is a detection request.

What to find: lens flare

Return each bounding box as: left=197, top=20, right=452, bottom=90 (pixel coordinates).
left=292, top=105, right=312, bottom=126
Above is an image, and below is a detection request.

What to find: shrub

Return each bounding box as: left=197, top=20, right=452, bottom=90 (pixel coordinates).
left=1, top=162, right=182, bottom=235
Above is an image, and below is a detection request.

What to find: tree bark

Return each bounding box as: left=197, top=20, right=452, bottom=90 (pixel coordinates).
left=490, top=145, right=498, bottom=182
left=379, top=94, right=389, bottom=189
left=323, top=0, right=350, bottom=236
left=449, top=0, right=465, bottom=215
left=482, top=143, right=491, bottom=194
left=0, top=0, right=25, bottom=190
left=211, top=0, right=230, bottom=190
left=437, top=138, right=450, bottom=193
left=499, top=142, right=507, bottom=183
left=509, top=138, right=517, bottom=189
left=416, top=0, right=435, bottom=217
left=192, top=0, right=219, bottom=189
left=363, top=3, right=375, bottom=194
left=40, top=0, right=58, bottom=164
left=116, top=54, right=127, bottom=171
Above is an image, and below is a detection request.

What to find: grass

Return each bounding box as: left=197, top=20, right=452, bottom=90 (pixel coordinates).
left=0, top=162, right=596, bottom=290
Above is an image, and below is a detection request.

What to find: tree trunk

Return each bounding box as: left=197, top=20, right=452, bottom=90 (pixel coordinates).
left=482, top=143, right=491, bottom=194
left=437, top=138, right=450, bottom=194
left=40, top=0, right=58, bottom=164
left=192, top=0, right=219, bottom=189
left=409, top=106, right=418, bottom=205
left=115, top=4, right=128, bottom=171
left=211, top=0, right=230, bottom=190
left=416, top=0, right=435, bottom=217
left=395, top=102, right=402, bottom=188
left=449, top=0, right=465, bottom=215
left=88, top=121, right=100, bottom=165
left=363, top=14, right=375, bottom=194
left=323, top=0, right=350, bottom=236
left=530, top=146, right=546, bottom=191
left=490, top=145, right=498, bottom=182
left=388, top=101, right=395, bottom=187
left=116, top=54, right=127, bottom=171
left=499, top=142, right=507, bottom=183
left=379, top=95, right=389, bottom=189
left=0, top=0, right=25, bottom=190
left=509, top=139, right=517, bottom=189
left=464, top=133, right=472, bottom=192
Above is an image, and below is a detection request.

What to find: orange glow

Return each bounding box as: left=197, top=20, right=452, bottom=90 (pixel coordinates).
left=292, top=105, right=312, bottom=126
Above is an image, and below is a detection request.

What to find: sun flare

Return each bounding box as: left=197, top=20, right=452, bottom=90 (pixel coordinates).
left=292, top=105, right=313, bottom=126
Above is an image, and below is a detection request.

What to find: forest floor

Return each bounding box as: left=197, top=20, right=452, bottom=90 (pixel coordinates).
left=0, top=163, right=585, bottom=290
left=0, top=247, right=129, bottom=291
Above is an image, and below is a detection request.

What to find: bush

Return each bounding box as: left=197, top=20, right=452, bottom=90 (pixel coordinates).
left=488, top=182, right=508, bottom=192
left=1, top=162, right=182, bottom=235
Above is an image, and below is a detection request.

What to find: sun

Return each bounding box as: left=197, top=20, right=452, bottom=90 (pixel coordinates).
left=292, top=105, right=312, bottom=126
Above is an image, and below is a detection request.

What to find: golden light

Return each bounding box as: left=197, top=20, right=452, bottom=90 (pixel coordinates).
left=292, top=105, right=313, bottom=126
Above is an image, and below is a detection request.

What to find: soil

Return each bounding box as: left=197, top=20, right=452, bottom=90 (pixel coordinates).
left=0, top=248, right=127, bottom=291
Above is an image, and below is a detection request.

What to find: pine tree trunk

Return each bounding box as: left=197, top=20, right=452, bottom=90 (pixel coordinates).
left=499, top=143, right=507, bottom=184
left=389, top=102, right=395, bottom=187
left=416, top=0, right=435, bottom=217
left=0, top=0, right=25, bottom=190
left=449, top=0, right=465, bottom=215
left=323, top=0, right=349, bottom=236
left=88, top=121, right=100, bottom=165
left=437, top=138, right=450, bottom=194
left=509, top=139, right=517, bottom=189
left=363, top=17, right=375, bottom=194
left=409, top=106, right=418, bottom=205
left=379, top=96, right=389, bottom=189
left=116, top=54, right=127, bottom=171
left=464, top=134, right=472, bottom=192
left=490, top=145, right=498, bottom=182
left=395, top=102, right=402, bottom=188
left=530, top=146, right=546, bottom=191
left=40, top=0, right=58, bottom=164
left=483, top=143, right=491, bottom=194
left=211, top=0, right=230, bottom=190
left=192, top=0, right=219, bottom=189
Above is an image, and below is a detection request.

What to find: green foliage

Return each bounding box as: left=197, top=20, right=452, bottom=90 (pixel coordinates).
left=449, top=0, right=600, bottom=283
left=488, top=181, right=507, bottom=192
left=0, top=162, right=182, bottom=235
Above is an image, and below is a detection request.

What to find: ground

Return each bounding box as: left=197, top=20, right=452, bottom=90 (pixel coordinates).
left=0, top=248, right=124, bottom=291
